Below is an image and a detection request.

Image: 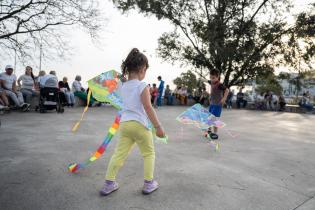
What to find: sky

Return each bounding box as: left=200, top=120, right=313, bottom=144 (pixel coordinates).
left=3, top=0, right=314, bottom=89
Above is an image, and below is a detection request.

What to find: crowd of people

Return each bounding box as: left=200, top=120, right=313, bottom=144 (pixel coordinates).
left=0, top=65, right=170, bottom=112
left=235, top=89, right=314, bottom=113
left=1, top=64, right=314, bottom=114
left=0, top=65, right=94, bottom=112
left=253, top=90, right=286, bottom=111
left=251, top=90, right=313, bottom=112
left=150, top=82, right=314, bottom=113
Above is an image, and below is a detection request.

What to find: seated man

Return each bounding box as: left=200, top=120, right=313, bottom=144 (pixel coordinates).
left=0, top=65, right=30, bottom=111
left=299, top=93, right=314, bottom=112
left=193, top=88, right=202, bottom=103
left=278, top=94, right=286, bottom=111
left=255, top=92, right=265, bottom=110
left=164, top=85, right=174, bottom=105
left=199, top=88, right=209, bottom=106
left=271, top=93, right=278, bottom=111
left=236, top=89, right=247, bottom=108
left=178, top=86, right=188, bottom=105
left=264, top=91, right=274, bottom=110
left=0, top=80, right=9, bottom=109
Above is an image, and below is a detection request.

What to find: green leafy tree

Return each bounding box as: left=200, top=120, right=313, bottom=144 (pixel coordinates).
left=112, top=0, right=314, bottom=87
left=289, top=70, right=315, bottom=95
left=256, top=69, right=283, bottom=95
left=277, top=72, right=291, bottom=80
left=173, top=70, right=197, bottom=92
left=196, top=78, right=206, bottom=90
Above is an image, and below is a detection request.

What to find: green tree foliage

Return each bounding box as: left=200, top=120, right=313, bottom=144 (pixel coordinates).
left=277, top=72, right=291, bottom=80
left=173, top=70, right=198, bottom=92
left=256, top=70, right=283, bottom=95
left=112, top=0, right=314, bottom=87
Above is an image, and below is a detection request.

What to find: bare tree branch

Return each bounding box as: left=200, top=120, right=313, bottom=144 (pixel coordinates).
left=0, top=0, right=103, bottom=62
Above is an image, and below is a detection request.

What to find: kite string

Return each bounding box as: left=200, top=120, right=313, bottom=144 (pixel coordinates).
left=72, top=89, right=92, bottom=132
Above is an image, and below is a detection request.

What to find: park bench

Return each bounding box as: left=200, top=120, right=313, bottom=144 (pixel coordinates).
left=29, top=95, right=85, bottom=110
left=169, top=97, right=197, bottom=106
left=247, top=101, right=256, bottom=110
left=285, top=104, right=315, bottom=114
left=285, top=104, right=303, bottom=113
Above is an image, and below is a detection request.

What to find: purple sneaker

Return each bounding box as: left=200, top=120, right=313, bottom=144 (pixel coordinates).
left=100, top=180, right=119, bottom=196
left=142, top=180, right=159, bottom=195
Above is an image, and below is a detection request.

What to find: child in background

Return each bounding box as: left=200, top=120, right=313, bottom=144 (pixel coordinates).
left=100, top=48, right=165, bottom=196
left=151, top=83, right=158, bottom=107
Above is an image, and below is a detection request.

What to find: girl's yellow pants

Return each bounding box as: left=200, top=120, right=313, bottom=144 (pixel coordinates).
left=105, top=121, right=155, bottom=181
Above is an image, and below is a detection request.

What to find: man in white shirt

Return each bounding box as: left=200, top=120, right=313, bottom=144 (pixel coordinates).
left=0, top=65, right=30, bottom=111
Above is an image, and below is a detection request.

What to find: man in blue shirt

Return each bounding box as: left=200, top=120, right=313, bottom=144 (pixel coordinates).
left=157, top=76, right=164, bottom=106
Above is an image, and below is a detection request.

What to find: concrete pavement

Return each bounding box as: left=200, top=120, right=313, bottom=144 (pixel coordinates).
left=0, top=107, right=315, bottom=210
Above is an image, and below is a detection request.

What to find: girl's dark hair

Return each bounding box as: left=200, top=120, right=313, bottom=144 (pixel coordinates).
left=26, top=66, right=35, bottom=81
left=121, top=48, right=149, bottom=77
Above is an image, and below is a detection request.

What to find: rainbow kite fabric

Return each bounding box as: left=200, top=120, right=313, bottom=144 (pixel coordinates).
left=69, top=114, right=121, bottom=173
left=87, top=70, right=123, bottom=109
left=176, top=104, right=226, bottom=129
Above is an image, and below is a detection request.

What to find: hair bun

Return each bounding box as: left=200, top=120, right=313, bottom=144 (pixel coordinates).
left=131, top=48, right=139, bottom=55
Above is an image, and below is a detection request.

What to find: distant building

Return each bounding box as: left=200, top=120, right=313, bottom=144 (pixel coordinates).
left=278, top=72, right=315, bottom=96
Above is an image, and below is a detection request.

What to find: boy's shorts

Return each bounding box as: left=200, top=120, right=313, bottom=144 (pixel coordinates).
left=209, top=104, right=222, bottom=118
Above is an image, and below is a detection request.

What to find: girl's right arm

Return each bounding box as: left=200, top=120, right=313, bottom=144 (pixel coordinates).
left=141, top=87, right=165, bottom=137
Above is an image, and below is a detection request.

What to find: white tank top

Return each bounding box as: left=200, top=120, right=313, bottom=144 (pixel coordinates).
left=120, top=79, right=150, bottom=129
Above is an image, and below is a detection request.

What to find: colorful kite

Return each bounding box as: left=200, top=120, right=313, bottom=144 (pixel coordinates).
left=176, top=104, right=226, bottom=151
left=176, top=104, right=226, bottom=130
left=69, top=70, right=167, bottom=173
left=87, top=70, right=123, bottom=109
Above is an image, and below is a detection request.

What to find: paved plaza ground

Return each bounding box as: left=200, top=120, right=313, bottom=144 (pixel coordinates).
left=0, top=106, right=315, bottom=210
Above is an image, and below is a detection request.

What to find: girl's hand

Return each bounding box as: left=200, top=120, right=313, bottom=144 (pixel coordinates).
left=220, top=98, right=226, bottom=105
left=156, top=126, right=165, bottom=138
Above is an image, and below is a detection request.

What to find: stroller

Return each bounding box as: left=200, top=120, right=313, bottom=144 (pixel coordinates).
left=36, top=76, right=64, bottom=113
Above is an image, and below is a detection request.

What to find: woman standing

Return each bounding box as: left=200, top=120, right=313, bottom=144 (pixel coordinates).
left=18, top=66, right=38, bottom=104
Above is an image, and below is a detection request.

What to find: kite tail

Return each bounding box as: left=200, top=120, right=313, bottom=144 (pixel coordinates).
left=72, top=89, right=92, bottom=132
left=68, top=114, right=121, bottom=173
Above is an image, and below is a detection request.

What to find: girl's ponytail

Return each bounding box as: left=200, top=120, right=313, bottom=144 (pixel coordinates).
left=120, top=48, right=149, bottom=77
